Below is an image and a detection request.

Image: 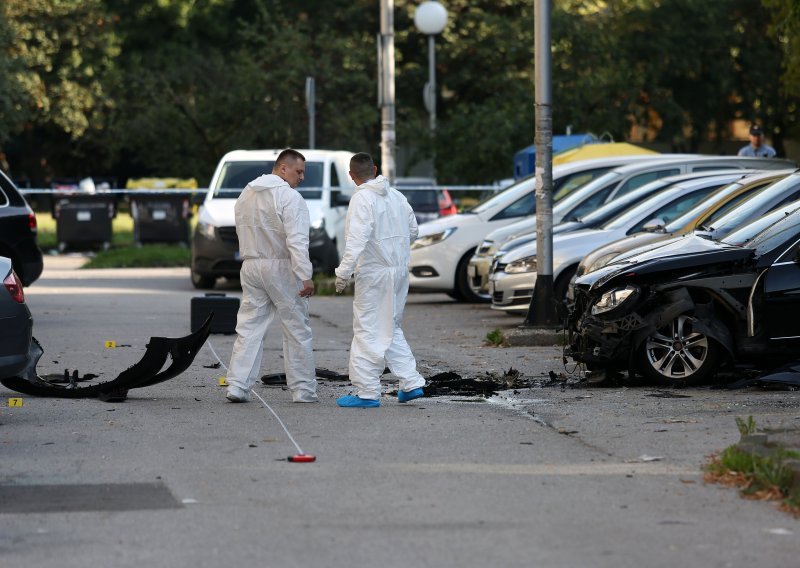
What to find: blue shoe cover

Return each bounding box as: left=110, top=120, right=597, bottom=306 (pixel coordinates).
left=337, top=395, right=380, bottom=408
left=397, top=387, right=424, bottom=403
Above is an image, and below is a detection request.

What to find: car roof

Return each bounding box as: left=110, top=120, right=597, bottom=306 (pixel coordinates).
left=220, top=149, right=354, bottom=162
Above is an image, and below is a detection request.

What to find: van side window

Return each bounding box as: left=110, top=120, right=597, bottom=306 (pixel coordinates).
left=330, top=164, right=340, bottom=187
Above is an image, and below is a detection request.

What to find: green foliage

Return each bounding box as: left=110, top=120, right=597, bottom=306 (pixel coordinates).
left=485, top=328, right=505, bottom=347
left=736, top=415, right=758, bottom=436
left=2, top=0, right=800, bottom=185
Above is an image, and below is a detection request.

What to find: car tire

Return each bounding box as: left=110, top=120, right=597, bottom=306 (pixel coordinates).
left=453, top=253, right=490, bottom=304
left=635, top=314, right=722, bottom=386
left=191, top=270, right=216, bottom=290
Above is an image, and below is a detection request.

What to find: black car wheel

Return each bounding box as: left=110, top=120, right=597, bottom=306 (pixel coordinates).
left=454, top=252, right=490, bottom=303
left=191, top=270, right=216, bottom=290
left=636, top=314, right=721, bottom=386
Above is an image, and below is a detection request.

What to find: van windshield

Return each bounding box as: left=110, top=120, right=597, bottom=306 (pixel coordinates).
left=212, top=161, right=325, bottom=197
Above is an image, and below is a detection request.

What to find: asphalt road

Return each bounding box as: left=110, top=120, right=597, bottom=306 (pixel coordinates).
left=1, top=256, right=798, bottom=568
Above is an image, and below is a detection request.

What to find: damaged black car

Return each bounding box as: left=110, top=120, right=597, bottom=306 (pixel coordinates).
left=567, top=204, right=800, bottom=386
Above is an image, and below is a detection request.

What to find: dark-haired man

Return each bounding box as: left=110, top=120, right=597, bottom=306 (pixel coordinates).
left=334, top=152, right=426, bottom=408
left=225, top=149, right=318, bottom=403
left=738, top=124, right=776, bottom=158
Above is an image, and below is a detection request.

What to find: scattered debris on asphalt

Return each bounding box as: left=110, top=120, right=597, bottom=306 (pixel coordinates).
left=0, top=316, right=212, bottom=402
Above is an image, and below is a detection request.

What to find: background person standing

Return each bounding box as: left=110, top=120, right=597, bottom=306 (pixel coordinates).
left=225, top=149, right=318, bottom=404
left=738, top=124, right=776, bottom=157
left=334, top=152, right=426, bottom=408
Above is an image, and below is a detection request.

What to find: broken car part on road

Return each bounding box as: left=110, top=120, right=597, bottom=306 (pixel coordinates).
left=0, top=316, right=212, bottom=401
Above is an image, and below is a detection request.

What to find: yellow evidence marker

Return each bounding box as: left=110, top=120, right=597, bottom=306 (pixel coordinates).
left=8, top=398, right=23, bottom=407
left=218, top=377, right=228, bottom=387
left=104, top=340, right=117, bottom=349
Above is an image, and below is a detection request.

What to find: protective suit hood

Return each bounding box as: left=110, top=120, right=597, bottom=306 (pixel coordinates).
left=249, top=173, right=287, bottom=192
left=358, top=175, right=389, bottom=196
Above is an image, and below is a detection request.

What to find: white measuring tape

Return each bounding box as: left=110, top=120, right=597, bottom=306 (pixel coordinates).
left=205, top=340, right=309, bottom=458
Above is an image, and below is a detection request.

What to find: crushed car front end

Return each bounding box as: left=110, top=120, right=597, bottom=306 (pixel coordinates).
left=566, top=237, right=757, bottom=381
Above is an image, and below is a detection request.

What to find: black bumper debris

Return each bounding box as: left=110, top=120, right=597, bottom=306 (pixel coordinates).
left=0, top=316, right=212, bottom=401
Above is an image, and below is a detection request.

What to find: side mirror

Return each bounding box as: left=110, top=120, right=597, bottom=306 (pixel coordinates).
left=642, top=217, right=666, bottom=232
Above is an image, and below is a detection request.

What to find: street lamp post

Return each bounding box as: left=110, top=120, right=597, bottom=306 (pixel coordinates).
left=414, top=1, right=448, bottom=135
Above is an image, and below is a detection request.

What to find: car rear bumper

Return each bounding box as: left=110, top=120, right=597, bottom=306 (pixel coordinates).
left=0, top=303, right=32, bottom=377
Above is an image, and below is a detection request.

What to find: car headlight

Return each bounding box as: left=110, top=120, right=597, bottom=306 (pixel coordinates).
left=310, top=218, right=326, bottom=239
left=585, top=251, right=623, bottom=275
left=591, top=285, right=640, bottom=315
left=411, top=228, right=456, bottom=250
left=504, top=256, right=537, bottom=274
left=196, top=220, right=216, bottom=239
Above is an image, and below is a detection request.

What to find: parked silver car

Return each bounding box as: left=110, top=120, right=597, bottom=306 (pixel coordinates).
left=0, top=256, right=32, bottom=378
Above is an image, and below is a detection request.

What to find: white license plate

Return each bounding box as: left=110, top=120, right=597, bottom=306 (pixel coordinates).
left=77, top=211, right=91, bottom=222
left=152, top=210, right=167, bottom=221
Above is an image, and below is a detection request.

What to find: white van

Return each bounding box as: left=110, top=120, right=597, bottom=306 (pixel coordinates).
left=190, top=149, right=355, bottom=288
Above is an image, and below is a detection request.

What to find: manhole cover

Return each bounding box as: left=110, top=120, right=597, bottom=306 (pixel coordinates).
left=0, top=482, right=182, bottom=514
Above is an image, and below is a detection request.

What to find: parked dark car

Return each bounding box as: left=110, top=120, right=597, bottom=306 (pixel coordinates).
left=394, top=178, right=458, bottom=224
left=0, top=169, right=43, bottom=286
left=567, top=204, right=800, bottom=386
left=0, top=256, right=33, bottom=378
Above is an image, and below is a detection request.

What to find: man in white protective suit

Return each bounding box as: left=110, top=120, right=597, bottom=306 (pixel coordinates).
left=334, top=152, right=426, bottom=408
left=225, top=149, right=318, bottom=403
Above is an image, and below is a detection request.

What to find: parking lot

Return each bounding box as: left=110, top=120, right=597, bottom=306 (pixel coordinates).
left=0, top=256, right=798, bottom=568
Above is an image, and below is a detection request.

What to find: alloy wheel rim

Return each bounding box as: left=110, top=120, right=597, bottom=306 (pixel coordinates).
left=644, top=315, right=709, bottom=379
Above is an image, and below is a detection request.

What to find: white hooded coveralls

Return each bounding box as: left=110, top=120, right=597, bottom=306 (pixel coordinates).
left=226, top=174, right=317, bottom=402
left=335, top=175, right=426, bottom=400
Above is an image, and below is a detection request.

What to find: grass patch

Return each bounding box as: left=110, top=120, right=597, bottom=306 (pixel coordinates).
left=312, top=274, right=352, bottom=296
left=82, top=244, right=190, bottom=268
left=484, top=328, right=506, bottom=347
left=704, top=416, right=800, bottom=516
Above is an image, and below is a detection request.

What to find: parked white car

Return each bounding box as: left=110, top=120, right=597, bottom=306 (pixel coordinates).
left=489, top=172, right=755, bottom=314
left=408, top=155, right=690, bottom=302
left=413, top=154, right=791, bottom=302
left=467, top=168, right=756, bottom=299
left=191, top=149, right=355, bottom=288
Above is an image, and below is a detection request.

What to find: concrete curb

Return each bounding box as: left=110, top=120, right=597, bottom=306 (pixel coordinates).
left=503, top=326, right=565, bottom=347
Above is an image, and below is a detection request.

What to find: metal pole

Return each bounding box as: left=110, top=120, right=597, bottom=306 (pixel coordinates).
left=380, top=0, right=396, bottom=184
left=305, top=77, right=316, bottom=149
left=428, top=34, right=436, bottom=133
left=525, top=0, right=557, bottom=327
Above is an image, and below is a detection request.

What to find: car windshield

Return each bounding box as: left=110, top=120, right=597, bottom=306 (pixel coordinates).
left=576, top=178, right=673, bottom=225
left=552, top=171, right=623, bottom=217
left=398, top=189, right=439, bottom=212
left=663, top=181, right=753, bottom=232
left=701, top=174, right=800, bottom=232
left=722, top=201, right=800, bottom=250
left=212, top=161, right=325, bottom=198
left=601, top=184, right=717, bottom=230
left=467, top=177, right=535, bottom=214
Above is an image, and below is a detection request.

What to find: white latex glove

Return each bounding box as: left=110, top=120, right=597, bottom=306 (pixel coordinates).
left=335, top=276, right=348, bottom=294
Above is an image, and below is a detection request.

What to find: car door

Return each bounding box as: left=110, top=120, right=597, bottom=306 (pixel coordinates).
left=762, top=235, right=800, bottom=344
left=327, top=161, right=349, bottom=258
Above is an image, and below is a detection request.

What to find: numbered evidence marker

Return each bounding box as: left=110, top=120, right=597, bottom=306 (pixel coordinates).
left=218, top=377, right=228, bottom=387
left=8, top=398, right=23, bottom=407
left=105, top=340, right=117, bottom=349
